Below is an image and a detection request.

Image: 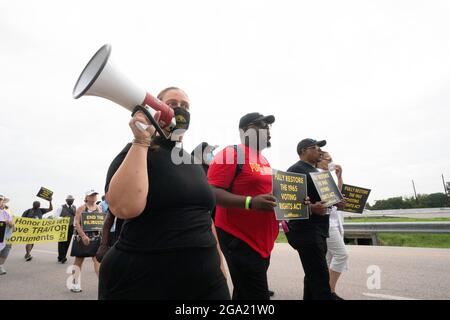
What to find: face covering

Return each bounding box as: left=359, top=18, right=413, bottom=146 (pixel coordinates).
left=204, top=152, right=214, bottom=165
left=328, top=162, right=336, bottom=171
left=169, top=107, right=190, bottom=141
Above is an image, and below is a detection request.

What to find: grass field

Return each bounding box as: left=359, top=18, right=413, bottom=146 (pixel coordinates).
left=275, top=217, right=450, bottom=248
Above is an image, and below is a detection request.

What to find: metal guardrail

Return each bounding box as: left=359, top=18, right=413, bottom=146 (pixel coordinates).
left=342, top=222, right=450, bottom=245
left=279, top=222, right=450, bottom=245
left=343, top=222, right=450, bottom=234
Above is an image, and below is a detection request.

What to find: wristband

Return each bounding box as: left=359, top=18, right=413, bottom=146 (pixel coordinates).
left=245, top=196, right=252, bottom=210
left=132, top=138, right=151, bottom=148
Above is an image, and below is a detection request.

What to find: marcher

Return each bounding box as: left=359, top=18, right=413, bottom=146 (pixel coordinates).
left=317, top=151, right=348, bottom=300
left=208, top=112, right=278, bottom=300
left=98, top=87, right=230, bottom=300
left=22, top=199, right=53, bottom=261
left=0, top=195, right=15, bottom=275
left=69, top=190, right=103, bottom=293
left=285, top=138, right=334, bottom=300
left=191, top=142, right=218, bottom=174
left=95, top=210, right=124, bottom=263
left=54, top=195, right=76, bottom=263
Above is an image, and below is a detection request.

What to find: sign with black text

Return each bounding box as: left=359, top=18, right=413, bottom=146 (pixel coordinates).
left=272, top=169, right=309, bottom=220
left=341, top=184, right=371, bottom=213
left=310, top=171, right=343, bottom=207
left=0, top=221, right=6, bottom=243
left=81, top=212, right=105, bottom=232
left=36, top=187, right=53, bottom=201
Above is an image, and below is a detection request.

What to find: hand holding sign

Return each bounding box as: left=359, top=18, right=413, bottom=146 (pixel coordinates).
left=252, top=194, right=277, bottom=211
left=272, top=169, right=309, bottom=220
left=310, top=201, right=328, bottom=215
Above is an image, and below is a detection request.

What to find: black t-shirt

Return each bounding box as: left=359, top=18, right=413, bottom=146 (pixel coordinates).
left=287, top=160, right=329, bottom=237
left=105, top=139, right=217, bottom=253
left=22, top=208, right=48, bottom=219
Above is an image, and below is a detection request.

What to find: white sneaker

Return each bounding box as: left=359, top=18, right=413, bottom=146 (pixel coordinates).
left=0, top=265, right=6, bottom=275
left=70, top=283, right=83, bottom=293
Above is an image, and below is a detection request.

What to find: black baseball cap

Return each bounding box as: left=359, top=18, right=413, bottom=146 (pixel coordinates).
left=297, top=138, right=326, bottom=155
left=239, top=112, right=275, bottom=129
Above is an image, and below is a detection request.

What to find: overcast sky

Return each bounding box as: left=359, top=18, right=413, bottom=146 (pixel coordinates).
left=1, top=0, right=450, bottom=214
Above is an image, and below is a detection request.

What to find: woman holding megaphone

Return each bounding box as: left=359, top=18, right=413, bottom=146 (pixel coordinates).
left=98, top=87, right=230, bottom=300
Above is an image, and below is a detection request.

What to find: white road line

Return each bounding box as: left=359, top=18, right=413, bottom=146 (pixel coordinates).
left=363, top=292, right=420, bottom=300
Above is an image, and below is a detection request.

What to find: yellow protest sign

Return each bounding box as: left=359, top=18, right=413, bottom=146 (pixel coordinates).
left=36, top=186, right=53, bottom=201
left=7, top=217, right=70, bottom=244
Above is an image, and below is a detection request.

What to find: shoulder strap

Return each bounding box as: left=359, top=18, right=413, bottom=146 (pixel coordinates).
left=227, top=145, right=245, bottom=192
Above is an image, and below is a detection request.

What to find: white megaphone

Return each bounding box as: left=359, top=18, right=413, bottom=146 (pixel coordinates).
left=72, top=44, right=175, bottom=138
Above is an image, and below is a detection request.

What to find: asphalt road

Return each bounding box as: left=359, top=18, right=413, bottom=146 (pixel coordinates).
left=1, top=243, right=450, bottom=300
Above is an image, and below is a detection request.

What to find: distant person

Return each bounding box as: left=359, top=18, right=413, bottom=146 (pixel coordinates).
left=95, top=211, right=124, bottom=263
left=191, top=142, right=218, bottom=174
left=192, top=142, right=219, bottom=222
left=0, top=195, right=15, bottom=275
left=22, top=198, right=53, bottom=261
left=99, top=195, right=109, bottom=213
left=317, top=151, right=348, bottom=300
left=54, top=195, right=76, bottom=264
left=95, top=196, right=124, bottom=263
left=69, top=190, right=103, bottom=293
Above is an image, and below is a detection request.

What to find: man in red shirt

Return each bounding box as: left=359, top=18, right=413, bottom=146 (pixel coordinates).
left=208, top=112, right=278, bottom=300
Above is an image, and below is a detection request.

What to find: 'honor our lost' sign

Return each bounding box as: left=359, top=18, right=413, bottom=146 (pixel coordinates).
left=310, top=171, right=343, bottom=207
left=272, top=169, right=309, bottom=220
left=341, top=184, right=371, bottom=213
left=81, top=212, right=105, bottom=232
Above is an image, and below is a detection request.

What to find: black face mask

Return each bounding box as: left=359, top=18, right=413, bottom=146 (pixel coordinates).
left=66, top=200, right=74, bottom=206
left=170, top=107, right=190, bottom=141
left=173, top=107, right=190, bottom=131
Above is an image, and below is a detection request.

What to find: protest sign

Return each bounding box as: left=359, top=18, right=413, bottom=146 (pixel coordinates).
left=81, top=212, right=104, bottom=232
left=0, top=221, right=6, bottom=243
left=310, top=171, right=343, bottom=207
left=7, top=217, right=69, bottom=244
left=36, top=187, right=53, bottom=201
left=341, top=184, right=371, bottom=213
left=272, top=169, right=309, bottom=220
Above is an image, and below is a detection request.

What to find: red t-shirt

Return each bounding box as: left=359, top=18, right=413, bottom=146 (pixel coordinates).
left=207, top=144, right=279, bottom=258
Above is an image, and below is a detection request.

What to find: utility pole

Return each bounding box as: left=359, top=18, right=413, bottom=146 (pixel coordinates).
left=443, top=174, right=449, bottom=207
left=412, top=179, right=418, bottom=201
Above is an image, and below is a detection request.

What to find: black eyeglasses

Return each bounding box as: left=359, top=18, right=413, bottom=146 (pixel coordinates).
left=303, top=146, right=321, bottom=152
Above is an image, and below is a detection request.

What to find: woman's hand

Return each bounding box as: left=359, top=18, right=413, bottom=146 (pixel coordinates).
left=82, top=235, right=90, bottom=246
left=129, top=111, right=161, bottom=140
left=335, top=165, right=343, bottom=179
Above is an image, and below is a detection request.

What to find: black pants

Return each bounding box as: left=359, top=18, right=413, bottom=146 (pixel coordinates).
left=58, top=225, right=74, bottom=261
left=286, top=230, right=332, bottom=300
left=98, top=245, right=230, bottom=300
left=216, top=227, right=271, bottom=300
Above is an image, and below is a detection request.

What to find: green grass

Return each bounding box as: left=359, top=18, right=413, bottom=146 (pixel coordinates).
left=377, top=233, right=450, bottom=248
left=276, top=232, right=288, bottom=243
left=276, top=217, right=450, bottom=248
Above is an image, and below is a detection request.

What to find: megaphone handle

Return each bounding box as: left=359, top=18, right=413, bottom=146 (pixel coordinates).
left=132, top=105, right=169, bottom=140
